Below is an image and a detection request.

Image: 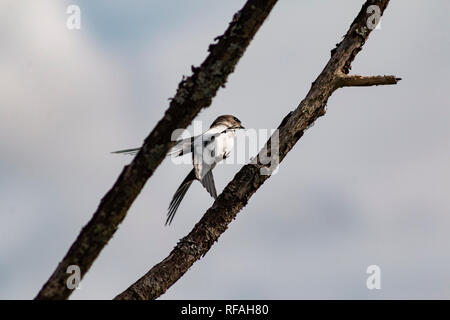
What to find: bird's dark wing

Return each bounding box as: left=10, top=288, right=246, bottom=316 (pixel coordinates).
left=201, top=170, right=218, bottom=200
left=111, top=148, right=140, bottom=155
left=111, top=135, right=198, bottom=158
left=192, top=131, right=222, bottom=180
left=168, top=136, right=198, bottom=157
left=166, top=169, right=196, bottom=225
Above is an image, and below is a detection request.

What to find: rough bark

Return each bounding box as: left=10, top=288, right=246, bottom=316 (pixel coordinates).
left=35, top=0, right=278, bottom=300
left=115, top=0, right=399, bottom=300
left=338, top=74, right=401, bottom=87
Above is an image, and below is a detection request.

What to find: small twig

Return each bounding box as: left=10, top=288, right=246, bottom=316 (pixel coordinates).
left=337, top=74, right=401, bottom=87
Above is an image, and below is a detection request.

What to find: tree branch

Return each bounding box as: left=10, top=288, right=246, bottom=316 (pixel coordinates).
left=35, top=0, right=278, bottom=300
left=114, top=0, right=399, bottom=300
left=337, top=74, right=401, bottom=87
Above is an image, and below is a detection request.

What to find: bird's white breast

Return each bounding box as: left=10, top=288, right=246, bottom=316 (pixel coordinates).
left=214, top=129, right=235, bottom=158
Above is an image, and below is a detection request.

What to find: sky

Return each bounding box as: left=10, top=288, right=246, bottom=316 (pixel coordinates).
left=1, top=0, right=450, bottom=299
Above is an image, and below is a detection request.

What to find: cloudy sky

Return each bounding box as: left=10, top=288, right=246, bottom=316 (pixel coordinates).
left=1, top=0, right=450, bottom=299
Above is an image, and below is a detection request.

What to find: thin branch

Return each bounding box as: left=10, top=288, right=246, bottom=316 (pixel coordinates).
left=338, top=74, right=401, bottom=87
left=35, top=0, right=278, bottom=300
left=115, top=0, right=399, bottom=300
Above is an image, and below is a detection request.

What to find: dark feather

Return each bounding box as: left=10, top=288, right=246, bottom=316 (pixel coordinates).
left=201, top=170, right=217, bottom=199
left=111, top=148, right=140, bottom=155
left=166, top=169, right=196, bottom=225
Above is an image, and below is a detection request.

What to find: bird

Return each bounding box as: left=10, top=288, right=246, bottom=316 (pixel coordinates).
left=112, top=115, right=245, bottom=225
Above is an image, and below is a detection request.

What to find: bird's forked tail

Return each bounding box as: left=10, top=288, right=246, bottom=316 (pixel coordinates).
left=166, top=169, right=196, bottom=225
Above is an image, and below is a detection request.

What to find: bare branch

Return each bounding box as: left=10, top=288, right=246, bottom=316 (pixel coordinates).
left=115, top=0, right=399, bottom=300
left=35, top=0, right=278, bottom=300
left=338, top=74, right=401, bottom=87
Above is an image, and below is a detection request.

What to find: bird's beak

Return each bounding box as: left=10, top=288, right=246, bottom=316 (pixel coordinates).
left=239, top=125, right=245, bottom=129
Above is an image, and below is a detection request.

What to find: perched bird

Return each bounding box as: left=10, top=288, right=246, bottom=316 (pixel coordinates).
left=112, top=115, right=245, bottom=225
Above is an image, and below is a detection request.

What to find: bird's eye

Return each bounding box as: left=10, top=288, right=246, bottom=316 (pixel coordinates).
left=233, top=117, right=239, bottom=122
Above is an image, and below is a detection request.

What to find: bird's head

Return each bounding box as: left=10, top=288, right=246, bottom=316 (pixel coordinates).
left=210, top=115, right=245, bottom=130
